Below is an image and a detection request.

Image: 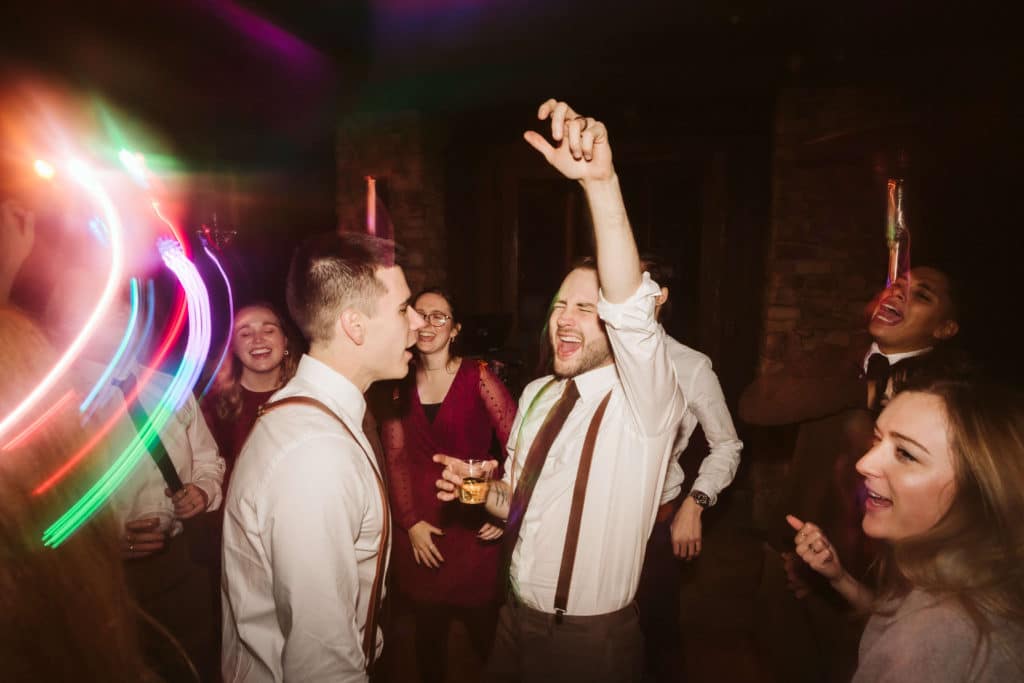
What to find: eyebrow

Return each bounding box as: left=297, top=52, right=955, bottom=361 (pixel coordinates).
left=889, top=430, right=931, bottom=455
left=234, top=321, right=279, bottom=331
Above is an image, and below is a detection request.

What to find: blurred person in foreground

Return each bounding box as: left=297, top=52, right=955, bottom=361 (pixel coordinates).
left=0, top=306, right=155, bottom=682
left=43, top=265, right=225, bottom=682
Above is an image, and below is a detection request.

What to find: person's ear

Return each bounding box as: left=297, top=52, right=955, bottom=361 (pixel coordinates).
left=933, top=319, right=960, bottom=341
left=451, top=322, right=462, bottom=340
left=655, top=287, right=669, bottom=307
left=339, top=308, right=366, bottom=345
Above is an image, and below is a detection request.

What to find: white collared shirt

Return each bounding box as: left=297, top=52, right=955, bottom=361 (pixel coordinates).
left=861, top=342, right=933, bottom=373
left=659, top=335, right=743, bottom=506
left=504, top=274, right=685, bottom=616
left=222, top=355, right=387, bottom=683
left=76, top=360, right=225, bottom=536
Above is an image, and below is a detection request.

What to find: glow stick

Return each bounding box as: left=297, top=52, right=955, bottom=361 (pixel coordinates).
left=79, top=279, right=140, bottom=414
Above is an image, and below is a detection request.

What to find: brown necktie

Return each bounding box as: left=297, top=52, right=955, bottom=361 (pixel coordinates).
left=500, top=380, right=580, bottom=583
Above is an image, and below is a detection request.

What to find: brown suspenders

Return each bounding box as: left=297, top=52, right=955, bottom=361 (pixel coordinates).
left=257, top=396, right=389, bottom=673
left=554, top=390, right=613, bottom=620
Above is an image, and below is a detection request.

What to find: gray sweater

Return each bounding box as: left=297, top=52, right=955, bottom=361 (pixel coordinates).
left=853, top=589, right=1024, bottom=682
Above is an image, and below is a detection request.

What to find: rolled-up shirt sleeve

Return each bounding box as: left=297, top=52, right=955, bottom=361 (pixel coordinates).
left=598, top=273, right=685, bottom=437
left=268, top=436, right=370, bottom=682
left=687, top=361, right=743, bottom=505
left=182, top=394, right=226, bottom=511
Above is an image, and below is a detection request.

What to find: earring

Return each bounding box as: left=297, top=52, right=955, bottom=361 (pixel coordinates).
left=283, top=350, right=290, bottom=356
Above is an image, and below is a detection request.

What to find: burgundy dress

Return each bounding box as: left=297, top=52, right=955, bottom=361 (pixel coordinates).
left=201, top=386, right=276, bottom=485
left=382, top=359, right=516, bottom=607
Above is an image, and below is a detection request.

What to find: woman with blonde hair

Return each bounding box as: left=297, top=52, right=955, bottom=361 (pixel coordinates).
left=0, top=306, right=154, bottom=681
left=790, top=375, right=1024, bottom=681
left=201, top=301, right=299, bottom=482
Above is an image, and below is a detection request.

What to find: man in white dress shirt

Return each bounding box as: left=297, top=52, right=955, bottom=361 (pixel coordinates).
left=437, top=99, right=686, bottom=682
left=221, top=233, right=426, bottom=682
left=635, top=257, right=744, bottom=681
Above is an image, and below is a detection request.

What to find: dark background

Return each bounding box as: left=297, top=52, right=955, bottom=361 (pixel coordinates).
left=4, top=1, right=1022, bottom=390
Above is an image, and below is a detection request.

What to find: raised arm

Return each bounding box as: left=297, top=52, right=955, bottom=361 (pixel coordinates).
left=523, top=99, right=640, bottom=302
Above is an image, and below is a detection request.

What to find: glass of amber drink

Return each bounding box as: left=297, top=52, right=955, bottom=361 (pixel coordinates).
left=459, top=459, right=491, bottom=505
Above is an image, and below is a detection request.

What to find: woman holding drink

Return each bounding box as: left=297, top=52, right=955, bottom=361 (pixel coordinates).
left=789, top=375, right=1024, bottom=681
left=382, top=287, right=516, bottom=683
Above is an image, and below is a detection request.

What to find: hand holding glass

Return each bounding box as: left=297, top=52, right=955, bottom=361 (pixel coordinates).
left=459, top=459, right=491, bottom=505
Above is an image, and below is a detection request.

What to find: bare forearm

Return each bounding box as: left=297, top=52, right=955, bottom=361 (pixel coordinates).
left=831, top=571, right=874, bottom=612
left=486, top=481, right=511, bottom=521
left=583, top=175, right=640, bottom=303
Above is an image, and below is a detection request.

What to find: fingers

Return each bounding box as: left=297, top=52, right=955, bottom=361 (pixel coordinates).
left=477, top=523, right=504, bottom=541
left=419, top=543, right=443, bottom=568
left=523, top=131, right=555, bottom=163
left=168, top=485, right=205, bottom=518
left=536, top=98, right=558, bottom=122
left=785, top=514, right=805, bottom=531
left=547, top=100, right=578, bottom=142
left=125, top=518, right=161, bottom=532
left=441, top=468, right=464, bottom=487
left=123, top=529, right=165, bottom=558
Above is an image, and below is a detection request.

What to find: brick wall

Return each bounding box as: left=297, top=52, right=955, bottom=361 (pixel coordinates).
left=336, top=111, right=447, bottom=294
left=749, top=87, right=918, bottom=525
left=757, top=87, right=912, bottom=374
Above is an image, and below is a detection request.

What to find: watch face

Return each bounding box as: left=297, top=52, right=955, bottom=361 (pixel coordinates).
left=691, top=491, right=711, bottom=508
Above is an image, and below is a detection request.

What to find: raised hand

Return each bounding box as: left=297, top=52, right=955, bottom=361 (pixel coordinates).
left=787, top=514, right=843, bottom=581
left=522, top=99, right=614, bottom=183
left=409, top=520, right=445, bottom=568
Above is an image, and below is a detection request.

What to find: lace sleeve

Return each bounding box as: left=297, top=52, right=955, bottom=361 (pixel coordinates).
left=478, top=361, right=517, bottom=447
left=381, top=408, right=420, bottom=531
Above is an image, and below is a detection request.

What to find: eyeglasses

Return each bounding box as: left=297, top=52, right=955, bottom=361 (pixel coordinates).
left=417, top=310, right=452, bottom=327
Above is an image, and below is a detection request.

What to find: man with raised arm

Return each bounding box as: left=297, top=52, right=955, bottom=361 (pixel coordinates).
left=436, top=99, right=685, bottom=682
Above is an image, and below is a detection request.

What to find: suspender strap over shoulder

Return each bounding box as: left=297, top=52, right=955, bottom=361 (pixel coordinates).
left=257, top=396, right=390, bottom=674
left=553, top=389, right=613, bottom=621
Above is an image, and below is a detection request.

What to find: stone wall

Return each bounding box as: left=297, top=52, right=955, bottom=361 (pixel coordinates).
left=336, top=111, right=447, bottom=294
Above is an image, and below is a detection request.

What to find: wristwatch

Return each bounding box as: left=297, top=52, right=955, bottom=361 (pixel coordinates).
left=689, top=490, right=711, bottom=509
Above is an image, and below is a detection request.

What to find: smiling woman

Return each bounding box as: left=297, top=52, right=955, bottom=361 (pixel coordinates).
left=201, top=302, right=299, bottom=480
left=790, top=376, right=1024, bottom=681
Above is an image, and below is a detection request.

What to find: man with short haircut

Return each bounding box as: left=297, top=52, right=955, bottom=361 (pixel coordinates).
left=222, top=233, right=426, bottom=682
left=436, top=99, right=685, bottom=682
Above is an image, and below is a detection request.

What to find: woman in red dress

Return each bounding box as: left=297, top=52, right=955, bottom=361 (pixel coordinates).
left=382, top=288, right=516, bottom=683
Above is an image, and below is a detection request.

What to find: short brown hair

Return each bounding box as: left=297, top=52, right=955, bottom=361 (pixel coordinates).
left=286, top=232, right=398, bottom=342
